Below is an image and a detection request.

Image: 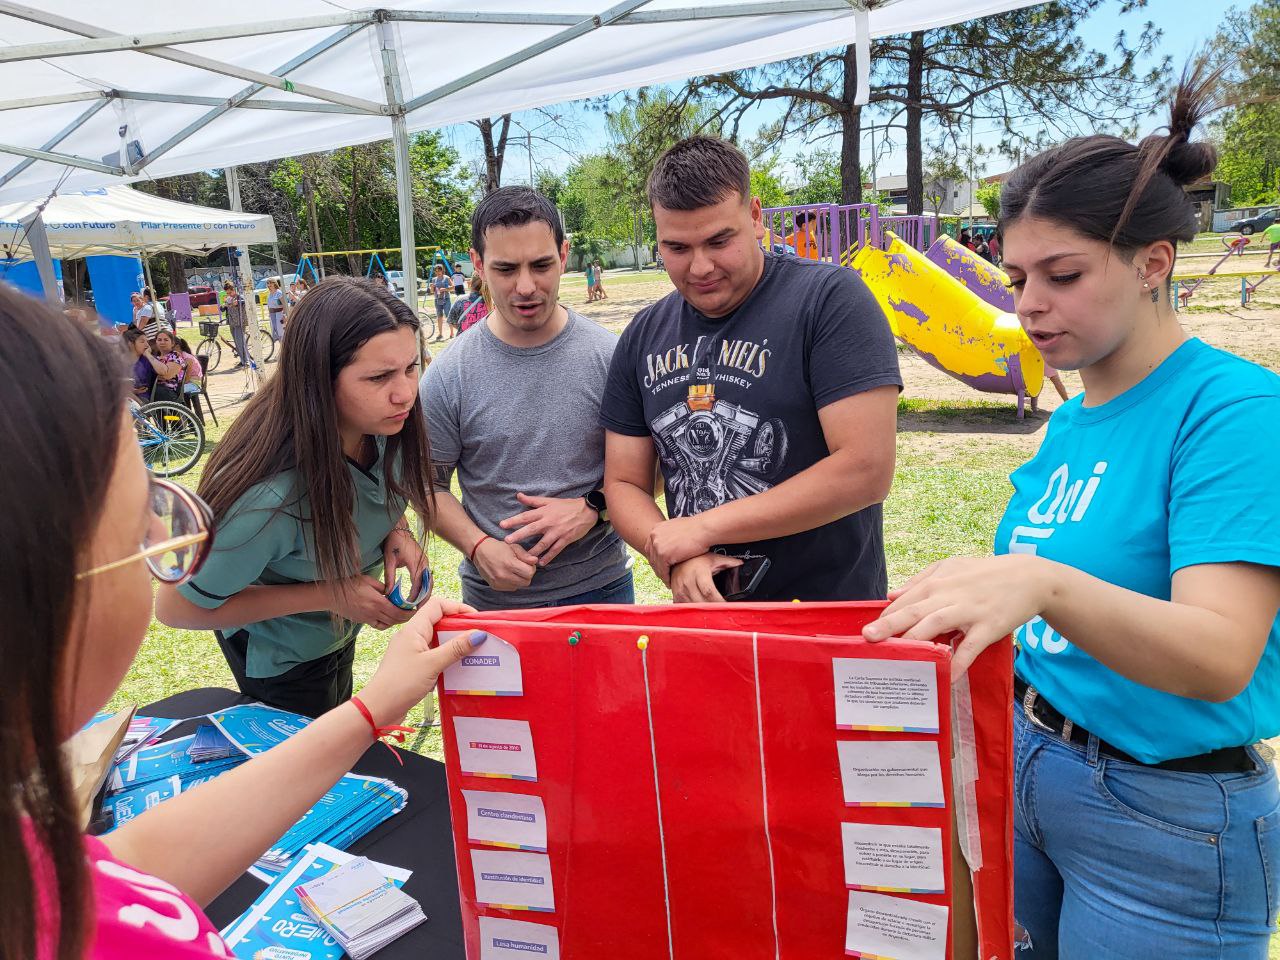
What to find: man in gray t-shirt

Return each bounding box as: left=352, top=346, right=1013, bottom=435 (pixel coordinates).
left=421, top=186, right=631, bottom=610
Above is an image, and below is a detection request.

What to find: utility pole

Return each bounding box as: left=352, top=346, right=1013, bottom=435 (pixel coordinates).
left=527, top=130, right=534, bottom=186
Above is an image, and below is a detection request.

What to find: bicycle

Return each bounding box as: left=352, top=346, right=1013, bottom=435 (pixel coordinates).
left=130, top=397, right=205, bottom=477
left=196, top=319, right=276, bottom=372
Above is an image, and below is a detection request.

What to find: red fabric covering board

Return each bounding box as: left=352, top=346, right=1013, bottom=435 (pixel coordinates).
left=436, top=601, right=1013, bottom=959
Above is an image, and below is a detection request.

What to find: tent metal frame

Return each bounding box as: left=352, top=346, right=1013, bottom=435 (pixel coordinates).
left=0, top=0, right=884, bottom=363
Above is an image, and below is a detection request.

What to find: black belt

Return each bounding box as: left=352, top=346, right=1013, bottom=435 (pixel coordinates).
left=1014, top=676, right=1254, bottom=774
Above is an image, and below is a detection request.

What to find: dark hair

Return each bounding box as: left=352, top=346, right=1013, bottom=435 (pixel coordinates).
left=0, top=284, right=128, bottom=960
left=471, top=186, right=565, bottom=258
left=647, top=135, right=752, bottom=211
left=1001, top=60, right=1222, bottom=254
left=198, top=277, right=434, bottom=605
left=123, top=327, right=146, bottom=347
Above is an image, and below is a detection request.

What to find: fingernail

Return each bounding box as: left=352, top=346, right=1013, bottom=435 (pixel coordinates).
left=863, top=623, right=883, bottom=639
left=469, top=631, right=487, bottom=647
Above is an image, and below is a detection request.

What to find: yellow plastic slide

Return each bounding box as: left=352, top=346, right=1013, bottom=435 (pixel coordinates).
left=851, top=234, right=1044, bottom=412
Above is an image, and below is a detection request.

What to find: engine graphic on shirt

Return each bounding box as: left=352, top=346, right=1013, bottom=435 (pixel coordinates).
left=651, top=381, right=789, bottom=515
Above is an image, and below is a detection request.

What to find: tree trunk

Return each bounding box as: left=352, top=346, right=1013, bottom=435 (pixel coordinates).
left=906, top=31, right=925, bottom=216
left=840, top=44, right=863, bottom=204
left=346, top=147, right=361, bottom=275
left=165, top=252, right=188, bottom=293
left=477, top=116, right=512, bottom=194
left=302, top=172, right=322, bottom=274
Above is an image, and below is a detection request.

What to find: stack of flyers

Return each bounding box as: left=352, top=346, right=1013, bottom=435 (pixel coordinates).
left=83, top=712, right=180, bottom=764
left=187, top=724, right=238, bottom=762
left=108, top=735, right=246, bottom=794
left=221, top=843, right=414, bottom=960
left=208, top=703, right=312, bottom=757
left=257, top=774, right=408, bottom=873
left=295, top=856, right=426, bottom=959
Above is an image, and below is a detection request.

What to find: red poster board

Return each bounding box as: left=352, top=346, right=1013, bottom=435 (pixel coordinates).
left=437, top=602, right=1013, bottom=959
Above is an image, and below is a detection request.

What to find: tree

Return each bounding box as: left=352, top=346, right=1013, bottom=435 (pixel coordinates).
left=1210, top=0, right=1280, bottom=204
left=922, top=149, right=966, bottom=216
left=678, top=2, right=1165, bottom=210
left=975, top=181, right=1003, bottom=220
left=750, top=155, right=791, bottom=208
left=789, top=150, right=844, bottom=206
left=472, top=116, right=512, bottom=195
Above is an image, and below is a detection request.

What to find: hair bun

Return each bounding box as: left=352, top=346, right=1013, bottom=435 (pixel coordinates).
left=1159, top=137, right=1217, bottom=187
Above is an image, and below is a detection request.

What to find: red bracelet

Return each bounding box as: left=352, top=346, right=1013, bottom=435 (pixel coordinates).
left=350, top=695, right=415, bottom=766
left=468, top=534, right=492, bottom=564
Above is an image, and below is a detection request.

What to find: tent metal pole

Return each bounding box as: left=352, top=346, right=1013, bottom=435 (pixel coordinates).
left=403, top=0, right=659, bottom=114
left=0, top=3, right=385, bottom=115
left=141, top=250, right=157, bottom=300
left=20, top=210, right=60, bottom=302
left=0, top=141, right=122, bottom=175
left=377, top=20, right=425, bottom=358
left=0, top=98, right=111, bottom=189
left=226, top=166, right=262, bottom=394
left=272, top=243, right=284, bottom=281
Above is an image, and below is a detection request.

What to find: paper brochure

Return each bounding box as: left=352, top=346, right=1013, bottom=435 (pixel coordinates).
left=471, top=849, right=555, bottom=912
left=443, top=631, right=524, bottom=696
left=479, top=916, right=561, bottom=960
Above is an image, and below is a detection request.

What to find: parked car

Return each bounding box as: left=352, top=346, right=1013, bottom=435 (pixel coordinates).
left=1228, top=209, right=1277, bottom=235
left=385, top=270, right=429, bottom=297
left=161, top=284, right=217, bottom=309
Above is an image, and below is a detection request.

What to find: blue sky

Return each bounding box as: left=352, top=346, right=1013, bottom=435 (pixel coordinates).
left=442, top=0, right=1223, bottom=187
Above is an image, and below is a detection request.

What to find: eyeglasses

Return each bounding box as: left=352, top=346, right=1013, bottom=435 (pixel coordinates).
left=77, top=478, right=213, bottom=585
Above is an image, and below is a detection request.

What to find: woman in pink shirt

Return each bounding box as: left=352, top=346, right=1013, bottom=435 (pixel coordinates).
left=0, top=283, right=477, bottom=960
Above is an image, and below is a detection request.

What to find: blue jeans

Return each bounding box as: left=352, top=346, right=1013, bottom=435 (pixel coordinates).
left=463, top=572, right=634, bottom=610
left=1013, top=703, right=1280, bottom=958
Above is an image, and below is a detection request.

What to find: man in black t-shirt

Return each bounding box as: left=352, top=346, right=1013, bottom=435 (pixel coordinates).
left=599, top=136, right=902, bottom=603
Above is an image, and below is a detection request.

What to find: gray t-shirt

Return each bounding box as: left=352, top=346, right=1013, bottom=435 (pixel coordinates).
left=422, top=309, right=629, bottom=609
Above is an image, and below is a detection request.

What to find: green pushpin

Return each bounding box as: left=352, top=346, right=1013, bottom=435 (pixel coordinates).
left=568, top=630, right=582, bottom=646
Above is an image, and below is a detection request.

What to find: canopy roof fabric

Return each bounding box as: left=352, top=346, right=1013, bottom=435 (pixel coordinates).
left=0, top=185, right=277, bottom=258
left=0, top=0, right=1038, bottom=205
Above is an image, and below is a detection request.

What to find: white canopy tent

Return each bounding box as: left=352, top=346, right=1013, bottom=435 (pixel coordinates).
left=0, top=0, right=1039, bottom=345
left=0, top=185, right=277, bottom=259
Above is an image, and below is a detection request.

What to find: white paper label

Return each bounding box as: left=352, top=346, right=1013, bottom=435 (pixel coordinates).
left=845, top=890, right=948, bottom=960
left=454, top=716, right=538, bottom=782
left=472, top=849, right=555, bottom=912
left=834, top=658, right=939, bottom=733
left=479, top=916, right=561, bottom=959
left=443, top=631, right=523, bottom=696
left=463, top=789, right=548, bottom=853
left=837, top=740, right=944, bottom=808
left=841, top=822, right=945, bottom=894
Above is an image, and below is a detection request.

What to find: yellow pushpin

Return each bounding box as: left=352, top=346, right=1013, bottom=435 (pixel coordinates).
left=637, top=635, right=649, bottom=651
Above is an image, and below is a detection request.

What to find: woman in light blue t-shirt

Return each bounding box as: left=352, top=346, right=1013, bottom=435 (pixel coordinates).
left=866, top=66, right=1280, bottom=957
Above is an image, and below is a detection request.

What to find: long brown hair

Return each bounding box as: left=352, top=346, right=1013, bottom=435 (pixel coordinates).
left=0, top=284, right=126, bottom=960
left=198, top=277, right=433, bottom=600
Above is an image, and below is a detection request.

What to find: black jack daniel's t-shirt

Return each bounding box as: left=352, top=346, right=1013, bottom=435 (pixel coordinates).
left=599, top=252, right=902, bottom=601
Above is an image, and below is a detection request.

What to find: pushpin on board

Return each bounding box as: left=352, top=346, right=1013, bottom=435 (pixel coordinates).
left=637, top=635, right=649, bottom=651
left=568, top=631, right=582, bottom=646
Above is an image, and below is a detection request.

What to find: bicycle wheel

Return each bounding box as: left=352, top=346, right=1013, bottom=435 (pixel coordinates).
left=135, top=401, right=205, bottom=477
left=259, top=325, right=277, bottom=362
left=198, top=337, right=222, bottom=372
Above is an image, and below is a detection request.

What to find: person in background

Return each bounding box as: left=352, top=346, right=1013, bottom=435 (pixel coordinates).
left=0, top=281, right=477, bottom=960
left=423, top=186, right=631, bottom=610
left=592, top=259, right=609, bottom=300
left=974, top=232, right=992, bottom=260
left=222, top=280, right=249, bottom=369
left=176, top=336, right=204, bottom=396
left=130, top=291, right=145, bottom=327
left=584, top=260, right=598, bottom=302
left=137, top=288, right=170, bottom=341
left=266, top=277, right=288, bottom=343
left=430, top=265, right=452, bottom=342
left=988, top=231, right=1002, bottom=266
left=446, top=274, right=482, bottom=340
left=1263, top=218, right=1280, bottom=269
left=125, top=327, right=158, bottom=400
left=864, top=65, right=1280, bottom=959
left=155, top=277, right=433, bottom=718
left=451, top=263, right=466, bottom=297
left=784, top=210, right=823, bottom=260
left=149, top=329, right=188, bottom=404
left=959, top=230, right=973, bottom=250
left=601, top=136, right=901, bottom=603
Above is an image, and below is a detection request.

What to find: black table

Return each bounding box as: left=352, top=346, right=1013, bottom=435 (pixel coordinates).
left=143, top=687, right=465, bottom=960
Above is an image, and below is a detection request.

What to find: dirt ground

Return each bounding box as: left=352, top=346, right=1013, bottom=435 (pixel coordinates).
left=202, top=270, right=1280, bottom=458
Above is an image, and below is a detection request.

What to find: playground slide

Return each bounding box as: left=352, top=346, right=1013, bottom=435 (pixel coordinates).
left=852, top=233, right=1044, bottom=417
left=924, top=234, right=1015, bottom=311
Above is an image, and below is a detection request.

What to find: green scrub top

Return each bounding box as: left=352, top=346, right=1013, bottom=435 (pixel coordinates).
left=178, top=438, right=406, bottom=678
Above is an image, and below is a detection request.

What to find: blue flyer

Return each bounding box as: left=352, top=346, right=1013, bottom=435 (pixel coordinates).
left=102, top=775, right=181, bottom=829
left=209, top=703, right=312, bottom=756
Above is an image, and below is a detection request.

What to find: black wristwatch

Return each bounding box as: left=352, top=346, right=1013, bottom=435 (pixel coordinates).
left=585, top=488, right=608, bottom=522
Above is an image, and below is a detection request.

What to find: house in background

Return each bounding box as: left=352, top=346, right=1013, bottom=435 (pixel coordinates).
left=864, top=173, right=1007, bottom=219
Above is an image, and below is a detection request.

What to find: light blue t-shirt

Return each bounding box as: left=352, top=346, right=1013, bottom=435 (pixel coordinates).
left=995, top=338, right=1280, bottom=763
